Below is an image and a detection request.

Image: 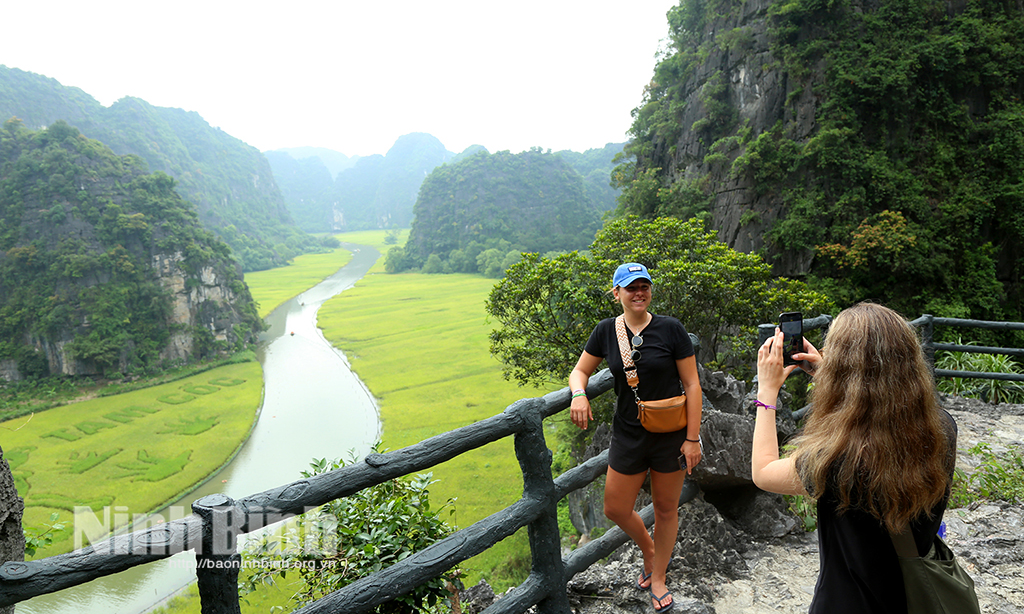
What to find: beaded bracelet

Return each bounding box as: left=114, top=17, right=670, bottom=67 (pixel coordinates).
left=755, top=400, right=777, bottom=411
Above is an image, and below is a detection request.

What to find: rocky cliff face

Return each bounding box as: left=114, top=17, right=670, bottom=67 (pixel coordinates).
left=4, top=251, right=258, bottom=381
left=642, top=0, right=822, bottom=275
left=150, top=252, right=254, bottom=366
left=630, top=0, right=1024, bottom=309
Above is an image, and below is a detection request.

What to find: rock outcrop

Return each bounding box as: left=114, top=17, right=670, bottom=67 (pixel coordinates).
left=149, top=252, right=256, bottom=365
left=640, top=0, right=823, bottom=273
left=0, top=447, right=24, bottom=614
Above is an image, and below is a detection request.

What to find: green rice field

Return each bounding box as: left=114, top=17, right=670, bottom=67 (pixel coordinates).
left=319, top=231, right=557, bottom=587
left=2, top=361, right=263, bottom=557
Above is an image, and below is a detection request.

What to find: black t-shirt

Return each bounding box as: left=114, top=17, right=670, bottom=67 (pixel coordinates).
left=583, top=314, right=695, bottom=431
left=805, top=409, right=958, bottom=614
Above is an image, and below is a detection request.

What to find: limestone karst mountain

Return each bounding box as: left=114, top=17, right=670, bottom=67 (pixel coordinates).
left=0, top=120, right=261, bottom=380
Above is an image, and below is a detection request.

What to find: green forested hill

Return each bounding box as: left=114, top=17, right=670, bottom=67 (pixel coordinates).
left=555, top=142, right=624, bottom=213
left=616, top=0, right=1024, bottom=323
left=0, top=119, right=261, bottom=380
left=266, top=138, right=623, bottom=239
left=394, top=149, right=601, bottom=275
left=0, top=65, right=318, bottom=271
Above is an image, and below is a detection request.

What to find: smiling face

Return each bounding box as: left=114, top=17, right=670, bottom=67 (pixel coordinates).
left=613, top=279, right=652, bottom=315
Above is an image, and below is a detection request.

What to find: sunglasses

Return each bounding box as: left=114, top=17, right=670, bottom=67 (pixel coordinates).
left=630, top=334, right=643, bottom=362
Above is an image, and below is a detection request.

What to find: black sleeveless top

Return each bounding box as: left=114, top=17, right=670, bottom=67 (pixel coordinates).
left=583, top=314, right=694, bottom=432
left=805, top=410, right=957, bottom=613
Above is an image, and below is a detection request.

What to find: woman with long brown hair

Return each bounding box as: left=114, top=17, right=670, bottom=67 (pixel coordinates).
left=752, top=303, right=957, bottom=613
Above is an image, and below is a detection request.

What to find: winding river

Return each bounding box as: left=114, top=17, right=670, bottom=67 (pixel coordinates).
left=18, top=243, right=383, bottom=614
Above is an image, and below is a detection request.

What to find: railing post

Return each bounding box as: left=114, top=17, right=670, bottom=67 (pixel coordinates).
left=921, top=314, right=935, bottom=375
left=192, top=494, right=242, bottom=614
left=512, top=401, right=571, bottom=614
left=757, top=323, right=775, bottom=350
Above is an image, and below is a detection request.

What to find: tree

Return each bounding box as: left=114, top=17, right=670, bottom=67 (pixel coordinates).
left=476, top=249, right=505, bottom=278
left=384, top=246, right=413, bottom=273
left=486, top=216, right=833, bottom=386
left=421, top=253, right=445, bottom=274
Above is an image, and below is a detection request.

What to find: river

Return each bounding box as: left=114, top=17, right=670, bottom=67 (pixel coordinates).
left=17, top=243, right=383, bottom=614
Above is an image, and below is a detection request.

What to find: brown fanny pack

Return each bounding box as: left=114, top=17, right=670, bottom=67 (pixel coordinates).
left=615, top=315, right=687, bottom=433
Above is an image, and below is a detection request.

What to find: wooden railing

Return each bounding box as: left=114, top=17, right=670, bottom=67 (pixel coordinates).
left=0, top=369, right=666, bottom=614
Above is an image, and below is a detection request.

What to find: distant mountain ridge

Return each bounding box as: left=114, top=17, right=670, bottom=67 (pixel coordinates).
left=270, top=146, right=360, bottom=178
left=266, top=137, right=624, bottom=235
left=266, top=133, right=456, bottom=233
left=0, top=65, right=318, bottom=271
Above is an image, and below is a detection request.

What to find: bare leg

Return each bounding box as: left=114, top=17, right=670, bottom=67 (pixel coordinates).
left=603, top=467, right=654, bottom=587
left=647, top=468, right=686, bottom=610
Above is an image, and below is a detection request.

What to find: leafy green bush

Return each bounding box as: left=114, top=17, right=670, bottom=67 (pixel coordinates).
left=23, top=512, right=65, bottom=557
left=783, top=495, right=817, bottom=532
left=950, top=443, right=1024, bottom=507
left=936, top=342, right=1024, bottom=404
left=241, top=454, right=460, bottom=614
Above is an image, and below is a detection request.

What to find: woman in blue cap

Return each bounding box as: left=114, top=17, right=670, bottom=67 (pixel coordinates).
left=568, top=262, right=703, bottom=612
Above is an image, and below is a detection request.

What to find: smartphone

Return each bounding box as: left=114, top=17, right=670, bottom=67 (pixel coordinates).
left=678, top=454, right=687, bottom=470
left=779, top=312, right=803, bottom=367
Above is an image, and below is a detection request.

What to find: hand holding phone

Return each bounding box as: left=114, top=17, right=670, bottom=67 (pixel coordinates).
left=779, top=312, right=803, bottom=367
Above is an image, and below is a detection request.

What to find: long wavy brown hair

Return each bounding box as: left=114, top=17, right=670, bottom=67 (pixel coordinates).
left=790, top=303, right=951, bottom=532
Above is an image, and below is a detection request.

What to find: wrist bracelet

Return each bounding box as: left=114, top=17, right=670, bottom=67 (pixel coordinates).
left=572, top=392, right=587, bottom=399
left=755, top=400, right=777, bottom=411
left=685, top=436, right=700, bottom=442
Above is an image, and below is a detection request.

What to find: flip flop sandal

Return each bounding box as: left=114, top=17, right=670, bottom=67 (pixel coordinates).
left=636, top=568, right=652, bottom=590
left=651, top=590, right=674, bottom=612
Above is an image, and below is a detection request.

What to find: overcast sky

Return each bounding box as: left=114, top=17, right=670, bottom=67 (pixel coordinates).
left=2, top=1, right=678, bottom=157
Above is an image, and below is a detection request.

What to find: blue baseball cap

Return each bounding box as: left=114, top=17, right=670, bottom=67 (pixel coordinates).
left=612, top=262, right=652, bottom=288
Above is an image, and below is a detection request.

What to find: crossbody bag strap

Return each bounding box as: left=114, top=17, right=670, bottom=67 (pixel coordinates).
left=615, top=316, right=645, bottom=412
left=615, top=315, right=639, bottom=387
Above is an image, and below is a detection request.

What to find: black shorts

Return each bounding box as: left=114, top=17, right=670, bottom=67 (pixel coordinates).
left=608, top=424, right=687, bottom=474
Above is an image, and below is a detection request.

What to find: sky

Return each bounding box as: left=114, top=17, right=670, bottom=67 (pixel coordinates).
left=1, top=0, right=679, bottom=157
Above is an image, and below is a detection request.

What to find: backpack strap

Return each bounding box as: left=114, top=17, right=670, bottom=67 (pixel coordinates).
left=889, top=529, right=920, bottom=558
